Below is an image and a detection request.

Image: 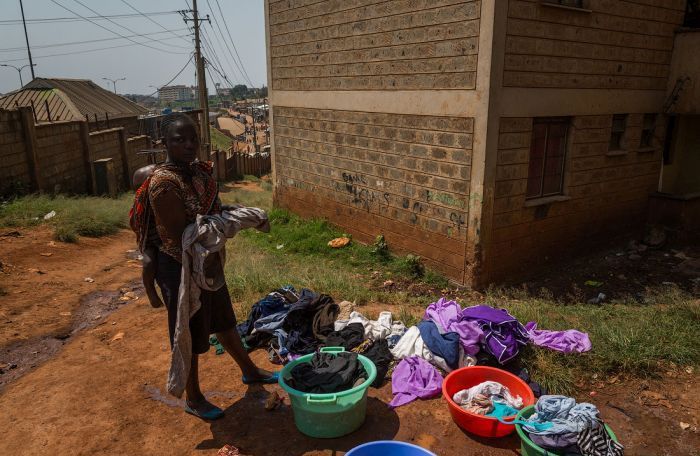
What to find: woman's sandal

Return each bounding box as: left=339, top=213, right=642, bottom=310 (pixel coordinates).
left=184, top=400, right=225, bottom=420
left=241, top=372, right=280, bottom=385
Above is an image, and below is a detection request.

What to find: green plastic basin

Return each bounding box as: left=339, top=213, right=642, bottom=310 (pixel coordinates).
left=279, top=347, right=377, bottom=438
left=515, top=405, right=619, bottom=456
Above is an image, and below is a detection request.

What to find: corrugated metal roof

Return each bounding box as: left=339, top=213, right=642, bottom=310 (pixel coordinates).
left=0, top=88, right=80, bottom=122
left=0, top=77, right=147, bottom=121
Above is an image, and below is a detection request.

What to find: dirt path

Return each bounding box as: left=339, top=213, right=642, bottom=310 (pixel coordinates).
left=0, top=227, right=143, bottom=387
left=0, top=229, right=698, bottom=455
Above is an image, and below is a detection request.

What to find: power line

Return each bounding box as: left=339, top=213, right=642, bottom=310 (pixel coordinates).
left=0, top=11, right=181, bottom=25
left=203, top=21, right=242, bottom=85
left=205, top=0, right=254, bottom=87
left=48, top=0, right=187, bottom=55
left=201, top=29, right=234, bottom=87
left=69, top=0, right=189, bottom=50
left=0, top=28, right=192, bottom=53
left=213, top=0, right=255, bottom=87
left=146, top=53, right=195, bottom=98
left=119, top=0, right=191, bottom=45
left=0, top=35, right=192, bottom=63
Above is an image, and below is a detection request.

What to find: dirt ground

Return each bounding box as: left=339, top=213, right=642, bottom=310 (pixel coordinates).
left=1, top=227, right=699, bottom=455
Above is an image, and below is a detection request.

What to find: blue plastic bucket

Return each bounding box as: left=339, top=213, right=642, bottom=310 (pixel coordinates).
left=346, top=441, right=436, bottom=456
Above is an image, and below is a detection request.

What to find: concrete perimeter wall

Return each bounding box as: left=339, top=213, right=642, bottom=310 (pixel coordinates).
left=0, top=107, right=152, bottom=196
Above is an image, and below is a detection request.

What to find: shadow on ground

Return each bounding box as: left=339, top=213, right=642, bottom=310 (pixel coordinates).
left=199, top=388, right=400, bottom=455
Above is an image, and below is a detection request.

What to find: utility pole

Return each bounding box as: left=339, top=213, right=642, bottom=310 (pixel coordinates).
left=184, top=0, right=211, bottom=160
left=19, top=0, right=35, bottom=80
left=102, top=77, right=125, bottom=94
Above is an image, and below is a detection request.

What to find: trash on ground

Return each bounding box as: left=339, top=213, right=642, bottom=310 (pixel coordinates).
left=43, top=211, right=57, bottom=220
left=264, top=391, right=282, bottom=410
left=680, top=422, right=691, bottom=430
left=84, top=277, right=94, bottom=283
left=276, top=244, right=284, bottom=250
left=110, top=332, right=124, bottom=342
left=587, top=292, right=606, bottom=304
left=217, top=444, right=241, bottom=456
left=328, top=237, right=351, bottom=248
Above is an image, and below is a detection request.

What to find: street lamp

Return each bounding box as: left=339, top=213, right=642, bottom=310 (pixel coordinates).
left=0, top=63, right=36, bottom=87
left=102, top=77, right=126, bottom=94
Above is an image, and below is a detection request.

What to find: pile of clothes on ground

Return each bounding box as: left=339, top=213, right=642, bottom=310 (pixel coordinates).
left=388, top=298, right=591, bottom=408
left=236, top=286, right=402, bottom=388
left=236, top=290, right=591, bottom=401
left=523, top=395, right=624, bottom=455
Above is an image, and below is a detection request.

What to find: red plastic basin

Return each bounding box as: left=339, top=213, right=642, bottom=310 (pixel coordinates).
left=442, top=366, right=535, bottom=438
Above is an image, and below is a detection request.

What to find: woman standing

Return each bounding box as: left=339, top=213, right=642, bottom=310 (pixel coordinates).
left=133, top=113, right=277, bottom=420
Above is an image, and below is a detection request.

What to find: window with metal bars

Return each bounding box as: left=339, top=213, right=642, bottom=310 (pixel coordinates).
left=609, top=114, right=627, bottom=151
left=640, top=113, right=657, bottom=149
left=526, top=117, right=570, bottom=199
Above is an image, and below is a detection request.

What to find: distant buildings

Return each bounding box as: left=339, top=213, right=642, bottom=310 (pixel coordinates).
left=158, top=85, right=194, bottom=103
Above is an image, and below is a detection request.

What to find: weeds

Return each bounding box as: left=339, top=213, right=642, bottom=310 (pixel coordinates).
left=221, top=181, right=700, bottom=394
left=0, top=194, right=132, bottom=242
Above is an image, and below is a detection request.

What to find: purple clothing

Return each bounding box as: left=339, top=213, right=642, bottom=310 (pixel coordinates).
left=389, top=356, right=443, bottom=408
left=462, top=305, right=530, bottom=364
left=424, top=298, right=483, bottom=355
left=525, top=322, right=592, bottom=353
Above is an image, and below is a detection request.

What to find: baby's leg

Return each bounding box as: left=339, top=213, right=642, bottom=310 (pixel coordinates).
left=142, top=248, right=164, bottom=308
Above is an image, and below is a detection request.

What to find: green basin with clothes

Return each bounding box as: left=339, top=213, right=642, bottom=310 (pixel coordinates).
left=515, top=405, right=619, bottom=456
left=279, top=347, right=377, bottom=438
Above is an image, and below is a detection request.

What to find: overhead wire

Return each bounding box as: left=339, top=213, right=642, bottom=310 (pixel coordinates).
left=213, top=0, right=255, bottom=87
left=119, top=0, right=191, bottom=45
left=205, top=0, right=254, bottom=87
left=146, top=53, right=195, bottom=98
left=0, top=36, right=192, bottom=63
left=0, top=11, right=180, bottom=25
left=48, top=0, right=189, bottom=54
left=69, top=0, right=190, bottom=50
left=0, top=28, right=192, bottom=53
left=201, top=28, right=235, bottom=87
left=203, top=20, right=244, bottom=85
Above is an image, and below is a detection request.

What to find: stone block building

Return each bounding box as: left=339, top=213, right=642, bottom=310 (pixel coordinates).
left=264, top=0, right=698, bottom=286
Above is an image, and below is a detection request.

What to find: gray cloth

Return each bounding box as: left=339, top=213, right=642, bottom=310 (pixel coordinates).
left=167, top=207, right=269, bottom=397
left=253, top=310, right=288, bottom=333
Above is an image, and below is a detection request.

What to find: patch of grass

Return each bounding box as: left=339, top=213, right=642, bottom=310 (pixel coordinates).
left=220, top=182, right=700, bottom=394
left=220, top=184, right=445, bottom=310
left=210, top=126, right=233, bottom=151
left=486, top=286, right=700, bottom=393
left=0, top=194, right=132, bottom=242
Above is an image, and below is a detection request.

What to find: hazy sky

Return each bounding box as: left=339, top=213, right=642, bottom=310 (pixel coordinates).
left=0, top=0, right=267, bottom=95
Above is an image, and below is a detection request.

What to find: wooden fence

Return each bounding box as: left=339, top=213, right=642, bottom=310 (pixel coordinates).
left=223, top=151, right=271, bottom=179
left=210, top=149, right=271, bottom=180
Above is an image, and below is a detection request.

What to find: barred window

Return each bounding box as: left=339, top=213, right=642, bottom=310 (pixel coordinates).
left=640, top=113, right=657, bottom=149
left=609, top=114, right=627, bottom=151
